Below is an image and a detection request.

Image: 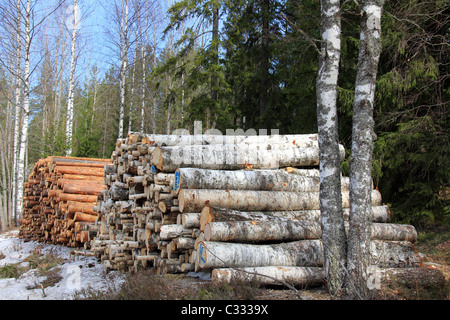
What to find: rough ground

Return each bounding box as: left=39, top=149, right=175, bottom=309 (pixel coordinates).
left=1, top=228, right=448, bottom=300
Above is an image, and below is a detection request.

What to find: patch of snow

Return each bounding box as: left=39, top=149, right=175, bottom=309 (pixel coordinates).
left=0, top=230, right=125, bottom=300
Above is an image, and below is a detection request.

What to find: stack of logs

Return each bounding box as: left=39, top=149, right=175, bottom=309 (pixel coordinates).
left=19, top=156, right=111, bottom=247
left=84, top=131, right=432, bottom=288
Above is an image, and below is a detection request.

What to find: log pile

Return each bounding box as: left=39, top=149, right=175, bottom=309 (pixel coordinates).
left=47, top=130, right=437, bottom=290
left=18, top=132, right=442, bottom=290
left=19, top=156, right=111, bottom=247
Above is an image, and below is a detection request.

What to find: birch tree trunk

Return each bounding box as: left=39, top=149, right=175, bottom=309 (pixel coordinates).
left=65, top=0, right=78, bottom=156
left=15, top=0, right=31, bottom=225
left=11, top=0, right=22, bottom=224
left=316, top=0, right=346, bottom=297
left=118, top=0, right=129, bottom=139
left=347, top=0, right=385, bottom=299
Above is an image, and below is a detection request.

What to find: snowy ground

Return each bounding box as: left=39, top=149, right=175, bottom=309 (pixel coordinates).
left=0, top=229, right=125, bottom=300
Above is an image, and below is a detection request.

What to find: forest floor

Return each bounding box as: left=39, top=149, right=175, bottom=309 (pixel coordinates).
left=0, top=226, right=448, bottom=301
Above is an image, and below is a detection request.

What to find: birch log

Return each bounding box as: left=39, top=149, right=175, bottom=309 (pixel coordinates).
left=139, top=133, right=319, bottom=147
left=198, top=240, right=419, bottom=269
left=152, top=144, right=345, bottom=172
left=198, top=240, right=324, bottom=269
left=212, top=266, right=445, bottom=290
left=212, top=266, right=326, bottom=286
left=204, top=220, right=417, bottom=243
left=178, top=189, right=382, bottom=213
left=199, top=205, right=390, bottom=230
left=204, top=220, right=321, bottom=242
left=174, top=167, right=350, bottom=194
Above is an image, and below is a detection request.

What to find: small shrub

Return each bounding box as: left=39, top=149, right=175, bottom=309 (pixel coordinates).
left=0, top=263, right=27, bottom=279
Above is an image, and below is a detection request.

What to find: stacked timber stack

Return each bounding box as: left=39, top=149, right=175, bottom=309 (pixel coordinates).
left=89, top=134, right=156, bottom=271
left=88, top=131, right=435, bottom=289
left=19, top=156, right=111, bottom=247
left=89, top=133, right=198, bottom=272
left=159, top=138, right=423, bottom=286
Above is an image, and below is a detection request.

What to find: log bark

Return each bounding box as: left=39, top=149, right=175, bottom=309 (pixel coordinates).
left=199, top=205, right=390, bottom=231
left=55, top=166, right=105, bottom=176
left=74, top=212, right=98, bottom=223
left=181, top=213, right=201, bottom=228
left=63, top=183, right=107, bottom=195
left=152, top=144, right=345, bottom=172
left=212, top=266, right=326, bottom=286
left=174, top=167, right=350, bottom=194
left=197, top=240, right=419, bottom=269
left=141, top=133, right=319, bottom=147
left=178, top=189, right=382, bottom=213
left=204, top=220, right=321, bottom=242
left=58, top=193, right=99, bottom=203
left=198, top=240, right=324, bottom=269
left=375, top=267, right=446, bottom=290
left=159, top=224, right=193, bottom=240
left=204, top=220, right=417, bottom=243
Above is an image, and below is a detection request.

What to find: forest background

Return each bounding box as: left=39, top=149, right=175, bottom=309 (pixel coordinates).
left=0, top=0, right=448, bottom=231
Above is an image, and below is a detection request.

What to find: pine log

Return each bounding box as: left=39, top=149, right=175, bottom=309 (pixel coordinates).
left=63, top=183, right=107, bottom=195
left=199, top=205, right=390, bottom=231
left=58, top=193, right=99, bottom=203
left=197, top=240, right=420, bottom=269
left=74, top=212, right=98, bottom=223
left=57, top=178, right=106, bottom=188
left=174, top=167, right=350, bottom=194
left=61, top=174, right=105, bottom=181
left=55, top=166, right=105, bottom=176
left=67, top=201, right=97, bottom=215
left=204, top=220, right=417, bottom=243
left=212, top=266, right=326, bottom=286
left=178, top=189, right=382, bottom=213
left=152, top=144, right=345, bottom=172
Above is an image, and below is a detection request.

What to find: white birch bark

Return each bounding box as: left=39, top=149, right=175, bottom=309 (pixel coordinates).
left=174, top=167, right=350, bottom=194
left=316, top=0, right=346, bottom=296
left=65, top=0, right=78, bottom=156
left=198, top=240, right=419, bottom=269
left=199, top=205, right=390, bottom=231
left=142, top=132, right=318, bottom=147
left=128, top=47, right=137, bottom=134
left=204, top=220, right=417, bottom=243
left=178, top=188, right=382, bottom=213
left=152, top=144, right=344, bottom=172
left=118, top=0, right=129, bottom=139
left=347, top=0, right=385, bottom=298
left=15, top=0, right=31, bottom=224
left=212, top=267, right=326, bottom=286
left=11, top=0, right=22, bottom=222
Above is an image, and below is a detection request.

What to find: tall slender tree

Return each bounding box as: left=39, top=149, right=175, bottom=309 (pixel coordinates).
left=65, top=0, right=79, bottom=156
left=316, top=0, right=347, bottom=298
left=15, top=0, right=31, bottom=225
left=347, top=0, right=385, bottom=298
